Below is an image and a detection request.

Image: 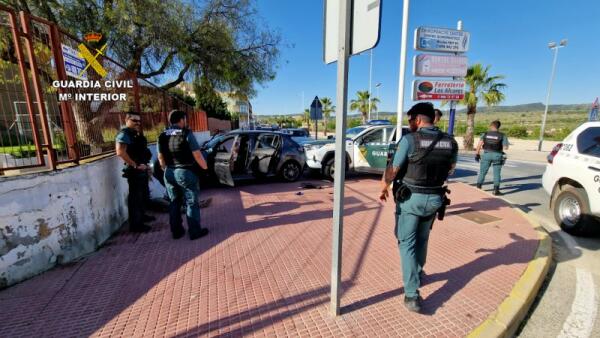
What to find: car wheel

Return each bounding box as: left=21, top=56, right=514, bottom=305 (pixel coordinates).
left=552, top=185, right=591, bottom=236
left=323, top=157, right=336, bottom=181
left=280, top=161, right=302, bottom=182
left=323, top=157, right=348, bottom=181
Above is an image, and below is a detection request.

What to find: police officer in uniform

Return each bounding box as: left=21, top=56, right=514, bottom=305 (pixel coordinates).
left=115, top=112, right=154, bottom=233
left=475, top=120, right=509, bottom=195
left=380, top=102, right=458, bottom=313
left=433, top=108, right=443, bottom=125
left=157, top=110, right=209, bottom=240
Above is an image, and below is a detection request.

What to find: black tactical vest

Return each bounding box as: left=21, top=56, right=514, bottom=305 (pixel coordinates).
left=482, top=131, right=504, bottom=152
left=158, top=127, right=195, bottom=167
left=120, top=127, right=148, bottom=165
left=403, top=130, right=457, bottom=188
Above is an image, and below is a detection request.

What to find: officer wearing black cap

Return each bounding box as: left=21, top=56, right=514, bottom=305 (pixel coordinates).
left=380, top=102, right=458, bottom=313
left=115, top=112, right=154, bottom=233
left=157, top=110, right=209, bottom=240
left=475, top=120, right=509, bottom=195
left=433, top=108, right=443, bottom=125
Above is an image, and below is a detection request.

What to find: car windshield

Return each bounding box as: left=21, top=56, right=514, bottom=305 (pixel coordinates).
left=346, top=127, right=367, bottom=139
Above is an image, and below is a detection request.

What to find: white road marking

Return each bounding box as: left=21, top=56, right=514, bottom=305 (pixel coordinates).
left=558, top=268, right=598, bottom=338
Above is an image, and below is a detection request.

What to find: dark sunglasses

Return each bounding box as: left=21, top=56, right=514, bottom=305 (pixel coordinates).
left=129, top=118, right=141, bottom=123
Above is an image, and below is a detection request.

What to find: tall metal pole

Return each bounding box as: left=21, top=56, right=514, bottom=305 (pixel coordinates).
left=447, top=20, right=463, bottom=136
left=395, top=0, right=410, bottom=141
left=368, top=49, right=373, bottom=121
left=376, top=84, right=381, bottom=120
left=538, top=47, right=560, bottom=151
left=330, top=0, right=351, bottom=317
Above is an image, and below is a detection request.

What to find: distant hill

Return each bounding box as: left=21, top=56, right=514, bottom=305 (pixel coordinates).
left=258, top=103, right=591, bottom=119
left=375, top=102, right=590, bottom=117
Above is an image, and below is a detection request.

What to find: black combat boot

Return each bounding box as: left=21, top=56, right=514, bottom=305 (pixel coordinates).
left=493, top=187, right=501, bottom=196
left=476, top=184, right=482, bottom=189
left=404, top=296, right=422, bottom=313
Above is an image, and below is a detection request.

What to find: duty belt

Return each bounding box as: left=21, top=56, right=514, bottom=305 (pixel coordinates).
left=406, top=184, right=445, bottom=194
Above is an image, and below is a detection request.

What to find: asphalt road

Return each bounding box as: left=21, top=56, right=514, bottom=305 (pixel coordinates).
left=453, top=155, right=600, bottom=338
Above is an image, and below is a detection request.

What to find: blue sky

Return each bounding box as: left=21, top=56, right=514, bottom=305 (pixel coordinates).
left=251, top=0, right=600, bottom=116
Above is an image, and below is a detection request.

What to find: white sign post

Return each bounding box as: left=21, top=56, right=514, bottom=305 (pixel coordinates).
left=413, top=54, right=467, bottom=77
left=414, top=26, right=470, bottom=53
left=412, top=80, right=465, bottom=101
left=324, top=0, right=381, bottom=317
left=324, top=0, right=382, bottom=64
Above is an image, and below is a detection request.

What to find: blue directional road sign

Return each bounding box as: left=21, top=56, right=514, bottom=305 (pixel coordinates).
left=310, top=96, right=323, bottom=120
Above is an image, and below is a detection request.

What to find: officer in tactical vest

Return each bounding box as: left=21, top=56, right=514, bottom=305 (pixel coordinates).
left=115, top=112, right=155, bottom=233
left=475, top=120, right=509, bottom=195
left=157, top=110, right=209, bottom=240
left=380, top=102, right=458, bottom=313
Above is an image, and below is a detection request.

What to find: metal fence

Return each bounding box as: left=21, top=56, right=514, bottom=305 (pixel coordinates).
left=0, top=5, right=212, bottom=175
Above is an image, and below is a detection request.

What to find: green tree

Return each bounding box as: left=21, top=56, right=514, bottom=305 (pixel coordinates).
left=303, top=109, right=311, bottom=129
left=9, top=0, right=281, bottom=93
left=168, top=88, right=196, bottom=107
left=460, top=64, right=507, bottom=150
left=4, top=1, right=281, bottom=146
left=193, top=76, right=230, bottom=119
left=320, top=97, right=335, bottom=136
left=350, top=90, right=379, bottom=124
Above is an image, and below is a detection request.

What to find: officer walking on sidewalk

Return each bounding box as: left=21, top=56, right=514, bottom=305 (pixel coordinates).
left=475, top=120, right=509, bottom=195
left=158, top=110, right=209, bottom=240
left=115, top=112, right=155, bottom=233
left=380, top=102, right=458, bottom=313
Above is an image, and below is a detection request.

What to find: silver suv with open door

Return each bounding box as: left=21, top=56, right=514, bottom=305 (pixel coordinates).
left=211, top=130, right=306, bottom=186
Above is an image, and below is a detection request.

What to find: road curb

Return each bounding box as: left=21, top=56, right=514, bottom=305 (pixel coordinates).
left=466, top=186, right=553, bottom=338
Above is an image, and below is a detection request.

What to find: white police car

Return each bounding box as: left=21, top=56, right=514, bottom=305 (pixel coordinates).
left=542, top=121, right=600, bottom=235
left=304, top=124, right=410, bottom=180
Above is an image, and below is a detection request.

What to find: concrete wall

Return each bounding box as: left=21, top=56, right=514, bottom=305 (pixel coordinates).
left=0, top=155, right=128, bottom=289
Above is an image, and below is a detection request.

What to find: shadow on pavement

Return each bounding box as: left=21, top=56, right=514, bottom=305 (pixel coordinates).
left=170, top=183, right=385, bottom=337
left=421, top=233, right=540, bottom=315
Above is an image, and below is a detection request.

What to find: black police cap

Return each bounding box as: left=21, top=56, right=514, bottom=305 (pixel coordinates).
left=406, top=102, right=435, bottom=121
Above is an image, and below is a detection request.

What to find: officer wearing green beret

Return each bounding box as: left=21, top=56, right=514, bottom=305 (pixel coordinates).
left=380, top=102, right=458, bottom=313
left=475, top=120, right=509, bottom=195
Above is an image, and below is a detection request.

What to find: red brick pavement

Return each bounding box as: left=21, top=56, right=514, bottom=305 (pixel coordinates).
left=0, top=178, right=539, bottom=337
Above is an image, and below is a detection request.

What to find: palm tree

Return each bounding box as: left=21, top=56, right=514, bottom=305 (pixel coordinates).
left=320, top=97, right=335, bottom=136
left=460, top=64, right=506, bottom=150
left=350, top=90, right=379, bottom=124
left=303, top=109, right=311, bottom=129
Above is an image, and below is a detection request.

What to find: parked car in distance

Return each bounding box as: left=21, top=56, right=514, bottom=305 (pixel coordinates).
left=282, top=128, right=310, bottom=137
left=542, top=121, right=600, bottom=235
left=366, top=119, right=392, bottom=125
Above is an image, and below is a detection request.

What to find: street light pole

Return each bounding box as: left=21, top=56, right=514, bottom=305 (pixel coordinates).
left=395, top=0, right=410, bottom=141
left=375, top=82, right=381, bottom=119
left=368, top=49, right=373, bottom=121
left=538, top=39, right=567, bottom=151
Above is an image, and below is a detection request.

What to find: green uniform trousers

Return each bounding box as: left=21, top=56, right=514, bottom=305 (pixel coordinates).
left=477, top=151, right=504, bottom=188
left=396, top=192, right=442, bottom=298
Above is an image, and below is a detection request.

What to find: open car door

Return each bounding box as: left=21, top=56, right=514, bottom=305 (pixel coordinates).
left=213, top=135, right=237, bottom=186
left=251, top=133, right=281, bottom=175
